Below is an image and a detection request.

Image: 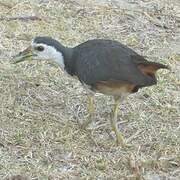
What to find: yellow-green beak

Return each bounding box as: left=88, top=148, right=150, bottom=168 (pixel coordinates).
left=12, top=46, right=34, bottom=64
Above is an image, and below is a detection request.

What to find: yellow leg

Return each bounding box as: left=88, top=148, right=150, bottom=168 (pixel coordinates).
left=80, top=96, right=95, bottom=129
left=110, top=96, right=125, bottom=146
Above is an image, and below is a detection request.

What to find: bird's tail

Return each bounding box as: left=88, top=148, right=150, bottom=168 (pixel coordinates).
left=132, top=55, right=170, bottom=71
left=138, top=61, right=170, bottom=75
left=145, top=61, right=170, bottom=71
left=137, top=61, right=170, bottom=87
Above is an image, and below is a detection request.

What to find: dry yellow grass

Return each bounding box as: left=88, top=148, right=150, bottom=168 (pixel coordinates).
left=0, top=0, right=180, bottom=179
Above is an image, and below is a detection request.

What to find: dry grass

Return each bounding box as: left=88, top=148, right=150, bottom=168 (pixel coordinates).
left=0, top=0, right=180, bottom=179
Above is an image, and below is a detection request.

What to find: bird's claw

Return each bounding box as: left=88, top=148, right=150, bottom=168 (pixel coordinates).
left=115, top=132, right=132, bottom=148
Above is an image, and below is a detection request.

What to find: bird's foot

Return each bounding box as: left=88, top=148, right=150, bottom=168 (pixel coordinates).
left=115, top=131, right=132, bottom=148
left=78, top=115, right=93, bottom=130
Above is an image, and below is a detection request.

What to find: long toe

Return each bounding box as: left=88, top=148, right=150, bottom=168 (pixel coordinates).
left=78, top=115, right=93, bottom=129
left=116, top=131, right=125, bottom=146
left=116, top=132, right=132, bottom=148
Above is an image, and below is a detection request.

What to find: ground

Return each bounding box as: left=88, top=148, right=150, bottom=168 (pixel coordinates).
left=0, top=0, right=180, bottom=179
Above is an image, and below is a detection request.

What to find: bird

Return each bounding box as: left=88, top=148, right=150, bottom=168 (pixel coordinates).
left=12, top=36, right=169, bottom=146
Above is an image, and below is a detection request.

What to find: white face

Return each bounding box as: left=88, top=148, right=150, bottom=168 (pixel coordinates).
left=30, top=42, right=65, bottom=70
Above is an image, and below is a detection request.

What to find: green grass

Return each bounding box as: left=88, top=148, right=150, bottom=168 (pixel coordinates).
left=0, top=0, right=180, bottom=179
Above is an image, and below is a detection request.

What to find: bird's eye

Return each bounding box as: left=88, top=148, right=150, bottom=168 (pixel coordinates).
left=35, top=46, right=44, bottom=51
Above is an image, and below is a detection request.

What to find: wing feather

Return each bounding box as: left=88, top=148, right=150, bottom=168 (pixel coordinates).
left=73, top=40, right=156, bottom=87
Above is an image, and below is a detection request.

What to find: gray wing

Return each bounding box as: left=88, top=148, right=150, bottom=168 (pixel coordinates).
left=73, top=40, right=155, bottom=86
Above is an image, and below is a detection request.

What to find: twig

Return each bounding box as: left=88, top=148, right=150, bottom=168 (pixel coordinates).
left=101, top=6, right=180, bottom=20
left=143, top=12, right=169, bottom=29
left=0, top=15, right=42, bottom=21
left=128, top=8, right=179, bottom=19
left=0, top=2, right=12, bottom=9
left=126, top=130, right=144, bottom=143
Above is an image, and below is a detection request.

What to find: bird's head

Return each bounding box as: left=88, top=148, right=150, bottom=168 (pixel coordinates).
left=12, top=36, right=67, bottom=69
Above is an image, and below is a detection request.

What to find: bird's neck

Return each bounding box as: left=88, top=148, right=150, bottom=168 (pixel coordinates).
left=63, top=47, right=76, bottom=76
left=53, top=47, right=75, bottom=76
left=53, top=51, right=65, bottom=70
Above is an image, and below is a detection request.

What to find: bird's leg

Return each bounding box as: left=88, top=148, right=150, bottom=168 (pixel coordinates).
left=80, top=95, right=95, bottom=129
left=110, top=96, right=125, bottom=146
left=87, top=95, right=95, bottom=119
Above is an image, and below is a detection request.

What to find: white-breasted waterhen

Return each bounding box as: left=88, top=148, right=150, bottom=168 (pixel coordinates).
left=13, top=36, right=169, bottom=146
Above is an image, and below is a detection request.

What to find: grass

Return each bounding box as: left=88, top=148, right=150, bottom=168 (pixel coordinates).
left=0, top=0, right=180, bottom=179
